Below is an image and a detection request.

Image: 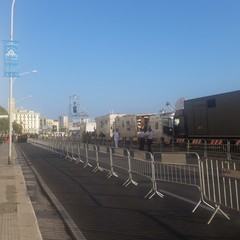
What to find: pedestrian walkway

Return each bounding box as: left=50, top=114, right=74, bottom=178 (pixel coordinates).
left=0, top=143, right=42, bottom=240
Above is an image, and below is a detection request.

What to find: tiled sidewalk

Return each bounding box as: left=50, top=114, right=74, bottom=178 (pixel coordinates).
left=0, top=143, right=42, bottom=240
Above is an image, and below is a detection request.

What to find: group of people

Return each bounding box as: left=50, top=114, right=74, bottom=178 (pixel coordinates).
left=112, top=127, right=154, bottom=152
left=138, top=126, right=154, bottom=152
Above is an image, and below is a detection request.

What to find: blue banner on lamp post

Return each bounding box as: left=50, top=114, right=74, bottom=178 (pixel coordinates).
left=3, top=40, right=19, bottom=77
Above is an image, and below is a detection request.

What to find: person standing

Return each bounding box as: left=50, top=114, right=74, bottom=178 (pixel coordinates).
left=146, top=126, right=154, bottom=152
left=113, top=128, right=120, bottom=148
left=138, top=128, right=145, bottom=151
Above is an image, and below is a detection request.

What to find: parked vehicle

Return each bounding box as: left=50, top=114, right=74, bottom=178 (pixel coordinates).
left=96, top=112, right=174, bottom=140
left=174, top=90, right=240, bottom=139
left=95, top=114, right=125, bottom=138
left=114, top=113, right=154, bottom=139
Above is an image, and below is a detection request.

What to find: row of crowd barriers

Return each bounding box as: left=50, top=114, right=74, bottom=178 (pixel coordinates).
left=163, top=138, right=240, bottom=159
left=56, top=135, right=240, bottom=160
left=28, top=138, right=240, bottom=224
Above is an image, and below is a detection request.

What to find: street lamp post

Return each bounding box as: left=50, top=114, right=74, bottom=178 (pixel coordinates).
left=8, top=0, right=37, bottom=164
left=8, top=0, right=16, bottom=165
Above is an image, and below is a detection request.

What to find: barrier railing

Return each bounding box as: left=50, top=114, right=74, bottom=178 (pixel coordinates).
left=154, top=152, right=200, bottom=186
left=27, top=138, right=239, bottom=224
left=70, top=142, right=82, bottom=164
left=152, top=151, right=229, bottom=224
left=200, top=157, right=240, bottom=224
left=187, top=139, right=206, bottom=153
left=95, top=145, right=113, bottom=176
left=228, top=139, right=240, bottom=159
left=110, top=147, right=129, bottom=179
left=205, top=139, right=228, bottom=154
left=130, top=150, right=164, bottom=199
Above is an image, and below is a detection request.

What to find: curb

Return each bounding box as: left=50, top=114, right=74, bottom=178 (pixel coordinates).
left=16, top=144, right=87, bottom=240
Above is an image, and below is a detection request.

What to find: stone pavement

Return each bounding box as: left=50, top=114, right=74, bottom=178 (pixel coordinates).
left=0, top=142, right=42, bottom=240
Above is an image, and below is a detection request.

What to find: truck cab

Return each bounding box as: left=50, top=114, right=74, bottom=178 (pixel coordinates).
left=173, top=109, right=186, bottom=138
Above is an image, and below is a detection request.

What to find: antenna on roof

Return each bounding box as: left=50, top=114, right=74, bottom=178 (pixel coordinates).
left=165, top=101, right=176, bottom=112
left=175, top=97, right=186, bottom=110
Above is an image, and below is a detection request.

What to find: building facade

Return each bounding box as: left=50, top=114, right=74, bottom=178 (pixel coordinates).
left=79, top=118, right=96, bottom=135
left=13, top=108, right=40, bottom=134
left=59, top=115, right=68, bottom=130
left=39, top=118, right=59, bottom=134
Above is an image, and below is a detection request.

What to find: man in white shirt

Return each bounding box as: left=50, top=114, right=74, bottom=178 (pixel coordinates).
left=146, top=127, right=154, bottom=152
left=113, top=128, right=120, bottom=148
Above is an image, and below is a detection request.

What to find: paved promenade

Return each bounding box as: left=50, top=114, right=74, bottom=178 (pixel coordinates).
left=0, top=143, right=42, bottom=240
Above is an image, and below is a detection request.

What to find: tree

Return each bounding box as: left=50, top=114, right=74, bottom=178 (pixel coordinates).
left=0, top=106, right=22, bottom=134
left=13, top=121, right=22, bottom=134
left=0, top=106, right=9, bottom=134
left=0, top=106, right=8, bottom=115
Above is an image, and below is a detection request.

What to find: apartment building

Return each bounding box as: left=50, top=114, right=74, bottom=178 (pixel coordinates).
left=39, top=118, right=59, bottom=134
left=59, top=115, right=68, bottom=130
left=13, top=108, right=40, bottom=134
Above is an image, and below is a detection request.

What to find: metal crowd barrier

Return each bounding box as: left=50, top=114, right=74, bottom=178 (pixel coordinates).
left=163, top=138, right=240, bottom=159
left=130, top=150, right=163, bottom=199
left=27, top=138, right=239, bottom=224
left=228, top=139, right=240, bottom=159
left=152, top=151, right=229, bottom=224
left=200, top=157, right=240, bottom=224
left=205, top=139, right=228, bottom=154
left=153, top=152, right=200, bottom=187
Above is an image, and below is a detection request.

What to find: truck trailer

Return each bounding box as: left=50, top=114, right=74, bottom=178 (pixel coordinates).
left=114, top=112, right=174, bottom=139
left=174, top=90, right=240, bottom=139
left=114, top=114, right=154, bottom=139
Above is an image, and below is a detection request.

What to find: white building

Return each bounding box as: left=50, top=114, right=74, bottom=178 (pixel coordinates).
left=59, top=115, right=68, bottom=130
left=39, top=118, right=59, bottom=134
left=79, top=118, right=96, bottom=135
left=13, top=108, right=40, bottom=134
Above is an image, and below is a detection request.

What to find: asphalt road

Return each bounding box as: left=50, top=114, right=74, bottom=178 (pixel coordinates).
left=17, top=142, right=240, bottom=240
left=15, top=144, right=74, bottom=240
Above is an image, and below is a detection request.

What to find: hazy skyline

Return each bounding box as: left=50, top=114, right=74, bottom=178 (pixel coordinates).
left=0, top=0, right=240, bottom=119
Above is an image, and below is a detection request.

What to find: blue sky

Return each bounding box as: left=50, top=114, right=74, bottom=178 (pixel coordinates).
left=0, top=0, right=240, bottom=120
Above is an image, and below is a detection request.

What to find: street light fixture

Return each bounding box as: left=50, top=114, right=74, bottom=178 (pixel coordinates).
left=14, top=95, right=32, bottom=111
left=15, top=95, right=32, bottom=103
left=10, top=70, right=37, bottom=107
left=13, top=70, right=38, bottom=84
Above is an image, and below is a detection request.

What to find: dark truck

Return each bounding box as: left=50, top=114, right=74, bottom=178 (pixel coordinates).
left=174, top=90, right=240, bottom=139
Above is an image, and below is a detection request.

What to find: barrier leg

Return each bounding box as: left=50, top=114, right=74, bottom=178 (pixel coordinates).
left=122, top=151, right=138, bottom=187
left=83, top=162, right=92, bottom=168
left=83, top=146, right=92, bottom=168
left=92, top=166, right=104, bottom=172
left=207, top=204, right=230, bottom=225
left=144, top=182, right=164, bottom=199
left=77, top=146, right=84, bottom=164
left=122, top=178, right=138, bottom=187
left=144, top=189, right=164, bottom=199
left=106, top=171, right=118, bottom=179
left=192, top=200, right=201, bottom=213
left=65, top=146, right=72, bottom=161
left=192, top=197, right=215, bottom=213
